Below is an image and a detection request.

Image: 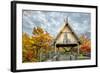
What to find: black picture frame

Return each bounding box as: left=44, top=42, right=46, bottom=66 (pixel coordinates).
left=11, top=1, right=98, bottom=72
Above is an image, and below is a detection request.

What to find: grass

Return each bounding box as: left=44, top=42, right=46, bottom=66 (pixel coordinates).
left=77, top=54, right=90, bottom=60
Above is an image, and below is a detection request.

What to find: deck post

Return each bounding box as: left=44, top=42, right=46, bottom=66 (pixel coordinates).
left=56, top=47, right=59, bottom=61
left=77, top=43, right=80, bottom=55
left=54, top=43, right=57, bottom=55
left=54, top=43, right=57, bottom=61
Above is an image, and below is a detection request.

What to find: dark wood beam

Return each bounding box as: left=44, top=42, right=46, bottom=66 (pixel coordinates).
left=56, top=43, right=78, bottom=47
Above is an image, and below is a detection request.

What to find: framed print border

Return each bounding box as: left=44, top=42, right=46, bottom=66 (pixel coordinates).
left=11, top=1, right=98, bottom=72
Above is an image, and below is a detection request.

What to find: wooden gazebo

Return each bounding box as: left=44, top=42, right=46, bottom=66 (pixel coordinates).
left=53, top=18, right=81, bottom=60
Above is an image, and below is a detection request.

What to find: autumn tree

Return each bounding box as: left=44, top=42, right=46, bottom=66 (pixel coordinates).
left=22, top=27, right=53, bottom=62
left=31, top=27, right=53, bottom=61
left=22, top=32, right=40, bottom=62
left=79, top=35, right=91, bottom=56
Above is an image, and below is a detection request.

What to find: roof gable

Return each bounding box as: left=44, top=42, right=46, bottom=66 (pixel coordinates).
left=54, top=20, right=81, bottom=44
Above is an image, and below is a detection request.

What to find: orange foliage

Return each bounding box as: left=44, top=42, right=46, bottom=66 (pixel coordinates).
left=26, top=50, right=33, bottom=61
left=22, top=27, right=53, bottom=62
left=80, top=36, right=91, bottom=55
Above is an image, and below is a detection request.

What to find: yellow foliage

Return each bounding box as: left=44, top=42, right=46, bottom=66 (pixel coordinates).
left=22, top=27, right=53, bottom=62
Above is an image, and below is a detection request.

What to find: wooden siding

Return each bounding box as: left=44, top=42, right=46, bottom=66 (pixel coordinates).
left=56, top=25, right=78, bottom=44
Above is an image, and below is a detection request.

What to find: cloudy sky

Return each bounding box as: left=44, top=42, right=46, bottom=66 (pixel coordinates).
left=22, top=10, right=91, bottom=37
